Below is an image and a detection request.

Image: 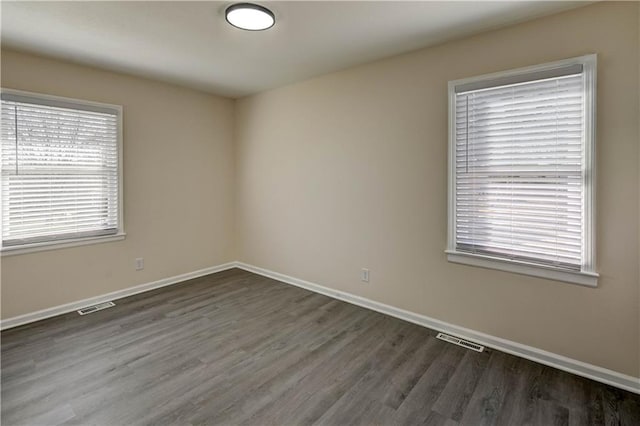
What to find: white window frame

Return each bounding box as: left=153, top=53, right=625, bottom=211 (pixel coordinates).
left=1, top=89, right=125, bottom=256
left=446, top=55, right=598, bottom=287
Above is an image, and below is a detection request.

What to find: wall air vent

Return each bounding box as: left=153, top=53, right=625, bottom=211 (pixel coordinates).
left=77, top=301, right=115, bottom=315
left=436, top=332, right=484, bottom=352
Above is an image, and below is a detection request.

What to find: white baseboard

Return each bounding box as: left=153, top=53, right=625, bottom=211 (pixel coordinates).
left=0, top=262, right=237, bottom=331
left=235, top=262, right=640, bottom=394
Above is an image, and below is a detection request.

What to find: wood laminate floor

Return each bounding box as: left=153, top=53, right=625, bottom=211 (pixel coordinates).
left=2, top=268, right=639, bottom=425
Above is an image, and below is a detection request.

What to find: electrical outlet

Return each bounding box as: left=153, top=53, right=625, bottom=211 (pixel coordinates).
left=135, top=258, right=144, bottom=271
left=361, top=268, right=370, bottom=283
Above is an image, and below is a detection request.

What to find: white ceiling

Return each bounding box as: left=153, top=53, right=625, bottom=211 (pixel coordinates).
left=1, top=1, right=589, bottom=98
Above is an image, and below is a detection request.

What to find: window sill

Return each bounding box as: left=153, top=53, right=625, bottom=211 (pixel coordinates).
left=445, top=250, right=598, bottom=287
left=1, top=232, right=126, bottom=256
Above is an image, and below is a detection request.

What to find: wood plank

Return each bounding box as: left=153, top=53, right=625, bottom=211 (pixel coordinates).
left=1, top=268, right=637, bottom=425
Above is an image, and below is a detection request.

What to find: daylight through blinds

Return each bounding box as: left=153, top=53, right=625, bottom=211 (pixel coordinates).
left=1, top=96, right=119, bottom=246
left=454, top=71, right=584, bottom=271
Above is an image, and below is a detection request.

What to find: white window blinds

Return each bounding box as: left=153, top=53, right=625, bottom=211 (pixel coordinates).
left=1, top=92, right=121, bottom=247
left=449, top=57, right=596, bottom=279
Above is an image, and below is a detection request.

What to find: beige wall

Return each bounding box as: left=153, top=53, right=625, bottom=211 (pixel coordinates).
left=1, top=49, right=236, bottom=319
left=235, top=1, right=640, bottom=377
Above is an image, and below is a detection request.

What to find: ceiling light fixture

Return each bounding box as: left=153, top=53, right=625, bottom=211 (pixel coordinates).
left=225, top=3, right=275, bottom=31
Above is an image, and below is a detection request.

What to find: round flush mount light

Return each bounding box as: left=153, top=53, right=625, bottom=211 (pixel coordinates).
left=226, top=3, right=275, bottom=31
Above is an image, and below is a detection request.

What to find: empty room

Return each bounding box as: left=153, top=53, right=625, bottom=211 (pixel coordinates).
left=1, top=1, right=639, bottom=425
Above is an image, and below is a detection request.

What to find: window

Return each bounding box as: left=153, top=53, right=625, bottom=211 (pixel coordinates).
left=446, top=55, right=597, bottom=286
left=1, top=89, right=124, bottom=254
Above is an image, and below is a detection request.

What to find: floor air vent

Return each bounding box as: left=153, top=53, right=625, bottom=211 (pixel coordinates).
left=436, top=332, right=484, bottom=352
left=77, top=301, right=115, bottom=315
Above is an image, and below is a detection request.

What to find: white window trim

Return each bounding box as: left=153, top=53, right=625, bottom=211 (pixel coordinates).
left=1, top=232, right=126, bottom=256
left=0, top=88, right=125, bottom=256
left=446, top=55, right=598, bottom=287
